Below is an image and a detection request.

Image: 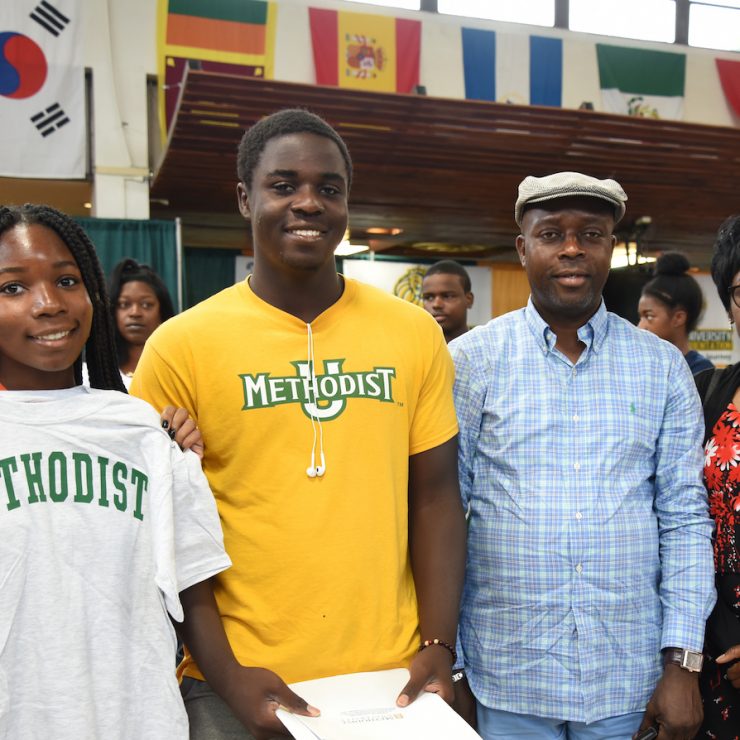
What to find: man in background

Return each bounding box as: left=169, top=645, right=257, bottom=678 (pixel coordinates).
left=422, top=260, right=474, bottom=343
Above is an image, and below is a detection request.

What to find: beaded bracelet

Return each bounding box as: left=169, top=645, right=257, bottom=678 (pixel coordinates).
left=419, top=638, right=457, bottom=665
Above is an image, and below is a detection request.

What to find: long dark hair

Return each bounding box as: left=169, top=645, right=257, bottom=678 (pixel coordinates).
left=0, top=204, right=126, bottom=391
left=108, top=258, right=175, bottom=367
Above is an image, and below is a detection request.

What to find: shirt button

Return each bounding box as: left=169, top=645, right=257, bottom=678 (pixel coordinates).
left=573, top=414, right=580, bottom=422
left=576, top=564, right=583, bottom=574
left=575, top=511, right=583, bottom=520
left=573, top=462, right=581, bottom=471
left=572, top=368, right=577, bottom=376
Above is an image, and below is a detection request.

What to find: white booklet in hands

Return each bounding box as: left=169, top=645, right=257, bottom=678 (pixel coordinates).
left=275, top=668, right=481, bottom=739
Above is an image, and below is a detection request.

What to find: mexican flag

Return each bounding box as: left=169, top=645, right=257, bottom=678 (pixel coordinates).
left=596, top=44, right=686, bottom=120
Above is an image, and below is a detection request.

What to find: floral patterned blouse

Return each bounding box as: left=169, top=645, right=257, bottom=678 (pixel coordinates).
left=700, top=401, right=740, bottom=739
left=704, top=403, right=740, bottom=579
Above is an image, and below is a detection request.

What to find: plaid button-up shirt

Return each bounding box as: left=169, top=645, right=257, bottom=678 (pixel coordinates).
left=450, top=299, right=715, bottom=723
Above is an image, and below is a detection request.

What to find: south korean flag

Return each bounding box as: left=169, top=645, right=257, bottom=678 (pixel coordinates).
left=0, top=0, right=84, bottom=178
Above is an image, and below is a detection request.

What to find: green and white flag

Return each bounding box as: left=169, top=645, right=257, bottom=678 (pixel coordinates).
left=596, top=44, right=685, bottom=120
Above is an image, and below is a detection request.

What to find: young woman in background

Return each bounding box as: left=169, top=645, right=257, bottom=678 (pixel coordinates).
left=638, top=251, right=714, bottom=375
left=108, top=258, right=175, bottom=387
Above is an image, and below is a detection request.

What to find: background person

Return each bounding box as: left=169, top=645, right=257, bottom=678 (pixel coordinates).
left=421, top=260, right=474, bottom=343
left=694, top=214, right=740, bottom=739
left=82, top=259, right=197, bottom=451
left=108, top=258, right=175, bottom=388
left=131, top=109, right=466, bottom=740
left=450, top=172, right=715, bottom=740
left=637, top=252, right=714, bottom=375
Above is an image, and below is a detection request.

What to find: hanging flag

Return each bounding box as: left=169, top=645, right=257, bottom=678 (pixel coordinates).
left=0, top=0, right=84, bottom=178
left=461, top=28, right=562, bottom=107
left=716, top=58, right=740, bottom=118
left=158, top=0, right=277, bottom=133
left=309, top=7, right=420, bottom=93
left=596, top=44, right=685, bottom=120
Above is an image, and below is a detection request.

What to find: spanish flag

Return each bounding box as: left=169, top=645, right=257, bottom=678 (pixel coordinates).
left=309, top=7, right=420, bottom=93
left=157, top=0, right=277, bottom=134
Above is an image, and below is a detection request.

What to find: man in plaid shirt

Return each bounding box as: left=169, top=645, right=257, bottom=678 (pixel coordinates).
left=449, top=172, right=715, bottom=740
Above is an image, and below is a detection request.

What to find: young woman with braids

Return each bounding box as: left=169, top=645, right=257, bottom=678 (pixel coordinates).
left=0, top=204, right=230, bottom=739
left=108, top=258, right=175, bottom=387
left=637, top=251, right=714, bottom=375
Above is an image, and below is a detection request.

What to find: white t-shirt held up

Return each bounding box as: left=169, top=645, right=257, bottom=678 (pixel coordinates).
left=0, top=386, right=230, bottom=739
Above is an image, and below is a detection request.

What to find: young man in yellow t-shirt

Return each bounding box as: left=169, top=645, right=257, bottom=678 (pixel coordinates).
left=131, top=109, right=466, bottom=740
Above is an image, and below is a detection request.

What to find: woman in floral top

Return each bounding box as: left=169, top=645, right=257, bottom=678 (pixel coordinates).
left=696, top=215, right=740, bottom=739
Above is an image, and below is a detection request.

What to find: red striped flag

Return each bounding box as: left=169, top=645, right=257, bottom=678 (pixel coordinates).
left=165, top=0, right=272, bottom=57
left=716, top=58, right=740, bottom=118
left=157, top=0, right=276, bottom=133
left=309, top=7, right=420, bottom=93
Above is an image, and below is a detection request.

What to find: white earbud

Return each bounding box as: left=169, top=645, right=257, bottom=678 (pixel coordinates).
left=306, top=448, right=317, bottom=478
left=306, top=452, right=326, bottom=478
left=315, top=452, right=326, bottom=477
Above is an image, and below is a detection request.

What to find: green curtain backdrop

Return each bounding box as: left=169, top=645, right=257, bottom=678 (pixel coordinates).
left=75, top=217, right=179, bottom=309
left=184, top=247, right=237, bottom=309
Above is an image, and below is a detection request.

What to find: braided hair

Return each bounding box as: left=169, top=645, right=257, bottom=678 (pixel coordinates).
left=0, top=204, right=126, bottom=392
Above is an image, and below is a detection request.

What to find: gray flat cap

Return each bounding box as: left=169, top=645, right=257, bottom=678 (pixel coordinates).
left=515, top=171, right=627, bottom=226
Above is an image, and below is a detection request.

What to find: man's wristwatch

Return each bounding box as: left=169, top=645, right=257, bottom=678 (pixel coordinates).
left=662, top=647, right=704, bottom=673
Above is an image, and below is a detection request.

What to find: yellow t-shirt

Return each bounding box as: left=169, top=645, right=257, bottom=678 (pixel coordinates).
left=131, top=277, right=457, bottom=683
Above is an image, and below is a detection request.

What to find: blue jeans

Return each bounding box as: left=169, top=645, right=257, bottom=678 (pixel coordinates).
left=476, top=703, right=643, bottom=740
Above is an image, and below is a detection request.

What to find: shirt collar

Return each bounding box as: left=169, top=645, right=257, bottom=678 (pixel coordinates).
left=524, top=298, right=608, bottom=356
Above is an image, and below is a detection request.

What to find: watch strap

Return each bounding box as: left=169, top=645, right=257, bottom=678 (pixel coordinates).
left=663, top=647, right=703, bottom=672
